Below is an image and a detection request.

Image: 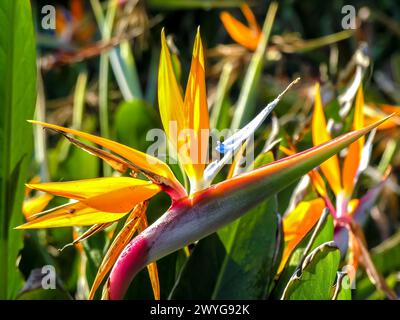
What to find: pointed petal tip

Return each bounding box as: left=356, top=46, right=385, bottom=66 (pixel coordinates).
left=277, top=78, right=301, bottom=100
left=161, top=28, right=167, bottom=45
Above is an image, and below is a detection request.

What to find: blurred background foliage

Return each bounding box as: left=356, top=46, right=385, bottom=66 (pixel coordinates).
left=2, top=0, right=400, bottom=299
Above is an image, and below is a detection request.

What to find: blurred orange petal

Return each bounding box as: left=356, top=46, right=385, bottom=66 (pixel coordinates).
left=220, top=5, right=261, bottom=50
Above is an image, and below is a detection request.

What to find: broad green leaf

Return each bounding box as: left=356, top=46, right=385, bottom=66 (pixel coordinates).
left=0, top=0, right=37, bottom=299
left=271, top=213, right=334, bottom=298
left=282, top=241, right=340, bottom=300
left=168, top=233, right=226, bottom=299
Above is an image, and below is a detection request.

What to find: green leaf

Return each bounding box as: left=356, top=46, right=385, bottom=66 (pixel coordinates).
left=114, top=100, right=160, bottom=152
left=0, top=0, right=37, bottom=299
left=371, top=231, right=400, bottom=274
left=354, top=231, right=400, bottom=299
left=271, top=212, right=334, bottom=298
left=210, top=63, right=233, bottom=131
left=282, top=242, right=340, bottom=300
left=332, top=273, right=352, bottom=300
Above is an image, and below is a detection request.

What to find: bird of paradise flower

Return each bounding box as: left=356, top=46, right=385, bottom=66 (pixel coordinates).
left=279, top=84, right=397, bottom=299
left=17, top=28, right=394, bottom=300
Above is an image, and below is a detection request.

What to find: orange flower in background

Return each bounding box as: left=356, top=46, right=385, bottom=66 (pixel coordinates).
left=220, top=3, right=261, bottom=50
left=364, top=103, right=400, bottom=130
left=56, top=0, right=96, bottom=44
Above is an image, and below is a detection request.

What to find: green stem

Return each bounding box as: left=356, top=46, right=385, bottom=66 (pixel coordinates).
left=230, top=2, right=278, bottom=130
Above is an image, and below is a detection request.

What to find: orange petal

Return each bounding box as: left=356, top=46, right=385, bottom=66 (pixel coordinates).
left=27, top=177, right=151, bottom=199
left=16, top=202, right=128, bottom=229
left=312, top=83, right=342, bottom=195
left=278, top=198, right=325, bottom=273
left=81, top=183, right=159, bottom=213
left=342, top=85, right=364, bottom=197
left=25, top=176, right=41, bottom=197
left=182, top=29, right=210, bottom=188
left=220, top=9, right=260, bottom=50
left=308, top=169, right=328, bottom=197
left=70, top=0, right=84, bottom=22
left=138, top=213, right=160, bottom=300
left=22, top=194, right=53, bottom=220
left=158, top=29, right=185, bottom=151
left=29, top=120, right=183, bottom=193
left=364, top=104, right=400, bottom=130
left=280, top=145, right=327, bottom=197
left=380, top=104, right=400, bottom=114
left=347, top=198, right=360, bottom=217
left=88, top=202, right=148, bottom=299
left=30, top=177, right=160, bottom=213
left=240, top=3, right=261, bottom=34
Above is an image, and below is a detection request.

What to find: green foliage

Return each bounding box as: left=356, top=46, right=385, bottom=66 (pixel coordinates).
left=272, top=213, right=335, bottom=298
left=282, top=242, right=340, bottom=300
left=0, top=0, right=37, bottom=299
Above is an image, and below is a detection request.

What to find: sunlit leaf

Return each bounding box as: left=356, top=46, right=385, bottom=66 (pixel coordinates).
left=0, top=0, right=37, bottom=298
